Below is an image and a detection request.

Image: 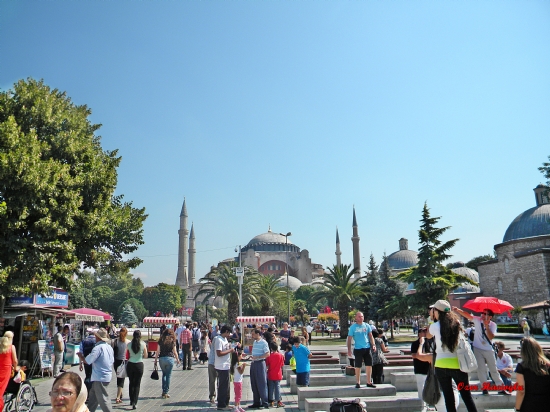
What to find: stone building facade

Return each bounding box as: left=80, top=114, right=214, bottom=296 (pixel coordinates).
left=478, top=185, right=550, bottom=309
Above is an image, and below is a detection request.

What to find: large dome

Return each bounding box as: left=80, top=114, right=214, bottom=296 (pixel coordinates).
left=450, top=262, right=480, bottom=293
left=243, top=228, right=299, bottom=253
left=247, top=230, right=294, bottom=247
left=503, top=204, right=550, bottom=242
left=387, top=238, right=418, bottom=270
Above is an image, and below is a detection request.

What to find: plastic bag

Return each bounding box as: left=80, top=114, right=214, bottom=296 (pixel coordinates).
left=116, top=360, right=127, bottom=379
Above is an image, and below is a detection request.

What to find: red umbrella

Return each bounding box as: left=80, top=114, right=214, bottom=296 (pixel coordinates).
left=462, top=297, right=513, bottom=314
left=71, top=308, right=112, bottom=321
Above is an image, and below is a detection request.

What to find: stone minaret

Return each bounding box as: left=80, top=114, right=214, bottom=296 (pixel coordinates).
left=176, top=199, right=189, bottom=287
left=335, top=227, right=342, bottom=266
left=351, top=206, right=361, bottom=277
left=188, top=223, right=196, bottom=285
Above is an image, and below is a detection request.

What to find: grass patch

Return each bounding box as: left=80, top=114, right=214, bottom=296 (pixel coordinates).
left=387, top=335, right=416, bottom=344
left=311, top=337, right=347, bottom=346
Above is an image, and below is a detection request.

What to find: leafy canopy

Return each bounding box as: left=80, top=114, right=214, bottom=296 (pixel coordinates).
left=0, top=79, right=147, bottom=297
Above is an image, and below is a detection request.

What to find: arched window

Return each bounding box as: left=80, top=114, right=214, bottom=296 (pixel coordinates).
left=504, top=257, right=510, bottom=274
left=497, top=279, right=503, bottom=295
left=517, top=277, right=523, bottom=293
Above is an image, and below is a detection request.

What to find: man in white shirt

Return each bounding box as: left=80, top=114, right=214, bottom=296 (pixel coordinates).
left=174, top=322, right=185, bottom=361
left=214, top=325, right=235, bottom=410
left=453, top=306, right=508, bottom=395
left=305, top=324, right=313, bottom=345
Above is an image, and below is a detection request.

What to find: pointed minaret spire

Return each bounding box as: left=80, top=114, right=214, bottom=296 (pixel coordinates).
left=176, top=198, right=189, bottom=287
left=335, top=227, right=342, bottom=266
left=351, top=206, right=361, bottom=277
left=188, top=223, right=196, bottom=285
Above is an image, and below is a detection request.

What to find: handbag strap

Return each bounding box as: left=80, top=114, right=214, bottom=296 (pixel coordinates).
left=480, top=323, right=493, bottom=346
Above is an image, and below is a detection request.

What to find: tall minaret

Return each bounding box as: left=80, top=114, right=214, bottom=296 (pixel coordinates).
left=188, top=223, right=196, bottom=285
left=335, top=227, right=342, bottom=266
left=351, top=206, right=361, bottom=277
left=175, top=199, right=189, bottom=287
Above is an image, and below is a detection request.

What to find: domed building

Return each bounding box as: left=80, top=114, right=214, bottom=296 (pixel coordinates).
left=387, top=238, right=418, bottom=273
left=478, top=185, right=550, bottom=309
left=449, top=262, right=481, bottom=293
left=240, top=227, right=324, bottom=284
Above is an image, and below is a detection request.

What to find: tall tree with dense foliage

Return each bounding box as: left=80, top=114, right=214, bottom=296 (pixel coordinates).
left=0, top=79, right=147, bottom=301
left=466, top=254, right=494, bottom=271
left=311, top=264, right=367, bottom=338
left=358, top=254, right=378, bottom=316
left=141, top=283, right=185, bottom=316
left=395, top=203, right=475, bottom=311
left=255, top=275, right=288, bottom=316
left=195, top=262, right=259, bottom=325
left=368, top=253, right=401, bottom=327
left=294, top=285, right=323, bottom=314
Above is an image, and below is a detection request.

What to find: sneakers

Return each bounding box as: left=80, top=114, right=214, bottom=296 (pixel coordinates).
left=355, top=383, right=360, bottom=388
left=210, top=396, right=216, bottom=404
left=276, top=401, right=285, bottom=408
left=269, top=402, right=275, bottom=408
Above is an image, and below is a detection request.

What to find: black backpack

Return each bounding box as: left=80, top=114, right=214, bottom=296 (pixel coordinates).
left=469, top=328, right=475, bottom=341
left=329, top=398, right=366, bottom=412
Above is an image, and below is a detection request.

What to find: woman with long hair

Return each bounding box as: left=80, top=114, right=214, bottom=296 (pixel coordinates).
left=0, top=331, right=19, bottom=411
left=427, top=300, right=477, bottom=412
left=112, top=327, right=130, bottom=404
left=47, top=371, right=89, bottom=412
left=155, top=328, right=180, bottom=398
left=515, top=337, right=550, bottom=411
left=126, top=330, right=148, bottom=409
left=301, top=327, right=309, bottom=347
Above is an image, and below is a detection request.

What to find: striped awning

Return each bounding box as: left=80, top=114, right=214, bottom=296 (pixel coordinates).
left=142, top=317, right=179, bottom=325
left=236, top=316, right=275, bottom=324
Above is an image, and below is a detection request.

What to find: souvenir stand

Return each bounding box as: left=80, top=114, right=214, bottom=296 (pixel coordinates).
left=142, top=316, right=179, bottom=356
left=66, top=311, right=108, bottom=365
left=236, top=316, right=275, bottom=354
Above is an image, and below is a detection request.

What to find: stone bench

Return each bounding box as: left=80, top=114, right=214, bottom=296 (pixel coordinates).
left=284, top=367, right=345, bottom=385
left=339, top=351, right=404, bottom=364
left=297, top=384, right=397, bottom=410
left=304, top=396, right=422, bottom=412
left=310, top=357, right=339, bottom=364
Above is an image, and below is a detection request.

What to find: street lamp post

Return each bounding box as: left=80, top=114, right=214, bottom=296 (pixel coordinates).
left=279, top=232, right=292, bottom=324
left=235, top=245, right=243, bottom=318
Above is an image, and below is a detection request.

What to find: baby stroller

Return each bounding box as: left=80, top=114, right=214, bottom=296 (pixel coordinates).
left=3, top=376, right=37, bottom=412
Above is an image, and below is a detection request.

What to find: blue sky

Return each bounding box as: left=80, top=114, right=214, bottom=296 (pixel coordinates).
left=1, top=1, right=549, bottom=287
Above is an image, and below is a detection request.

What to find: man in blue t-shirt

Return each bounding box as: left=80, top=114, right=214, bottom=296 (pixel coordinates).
left=347, top=311, right=377, bottom=388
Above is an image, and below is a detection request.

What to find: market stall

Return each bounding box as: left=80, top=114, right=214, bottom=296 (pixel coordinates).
left=142, top=316, right=179, bottom=356
left=236, top=316, right=276, bottom=353
left=66, top=310, right=108, bottom=365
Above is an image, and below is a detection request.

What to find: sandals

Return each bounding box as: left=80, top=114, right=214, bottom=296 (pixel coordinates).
left=115, top=398, right=122, bottom=404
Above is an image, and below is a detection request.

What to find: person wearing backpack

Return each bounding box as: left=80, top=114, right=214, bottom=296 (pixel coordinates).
left=191, top=323, right=201, bottom=362
left=453, top=306, right=509, bottom=395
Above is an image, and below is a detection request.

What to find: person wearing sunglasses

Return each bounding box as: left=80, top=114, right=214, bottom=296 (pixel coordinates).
left=453, top=306, right=509, bottom=395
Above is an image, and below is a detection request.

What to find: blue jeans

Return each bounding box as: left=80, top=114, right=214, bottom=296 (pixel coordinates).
left=159, top=357, right=175, bottom=395
left=268, top=379, right=281, bottom=402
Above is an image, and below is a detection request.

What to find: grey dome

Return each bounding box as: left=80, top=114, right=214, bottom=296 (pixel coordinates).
left=277, top=275, right=303, bottom=291
left=242, top=229, right=300, bottom=253
left=387, top=249, right=418, bottom=270
left=451, top=263, right=480, bottom=293
left=247, top=231, right=294, bottom=246
left=503, top=204, right=550, bottom=243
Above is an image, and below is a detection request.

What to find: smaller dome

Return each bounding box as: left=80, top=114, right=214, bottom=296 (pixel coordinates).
left=387, top=250, right=418, bottom=270
left=277, top=275, right=303, bottom=291
left=450, top=264, right=480, bottom=293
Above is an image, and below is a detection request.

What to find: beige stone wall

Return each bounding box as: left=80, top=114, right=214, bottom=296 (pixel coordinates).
left=478, top=235, right=550, bottom=308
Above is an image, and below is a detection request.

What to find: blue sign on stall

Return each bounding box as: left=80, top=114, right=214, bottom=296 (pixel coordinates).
left=8, top=289, right=69, bottom=308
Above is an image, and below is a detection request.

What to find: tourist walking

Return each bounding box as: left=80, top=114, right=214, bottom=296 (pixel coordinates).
left=514, top=337, right=550, bottom=412
left=347, top=311, right=377, bottom=388
left=127, top=330, right=148, bottom=409
left=230, top=349, right=246, bottom=412
left=266, top=341, right=285, bottom=407
left=301, top=327, right=309, bottom=347
left=453, top=306, right=508, bottom=395
left=249, top=328, right=270, bottom=408
left=208, top=331, right=218, bottom=404
left=112, top=326, right=130, bottom=404
left=180, top=323, right=193, bottom=370
left=215, top=325, right=235, bottom=410
left=155, top=328, right=180, bottom=399
left=79, top=330, right=96, bottom=400
left=191, top=323, right=201, bottom=362
left=199, top=330, right=210, bottom=364
left=371, top=329, right=390, bottom=384
left=77, top=328, right=115, bottom=412
left=53, top=326, right=65, bottom=377
left=0, top=331, right=19, bottom=412
left=428, top=300, right=477, bottom=412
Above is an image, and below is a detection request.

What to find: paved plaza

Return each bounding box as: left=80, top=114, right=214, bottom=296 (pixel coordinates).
left=27, top=332, right=541, bottom=412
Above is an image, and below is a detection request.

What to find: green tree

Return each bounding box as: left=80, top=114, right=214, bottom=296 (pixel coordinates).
left=0, top=79, right=147, bottom=300
left=368, top=253, right=401, bottom=329
left=311, top=264, right=367, bottom=338
left=256, top=275, right=288, bottom=316
left=396, top=203, right=475, bottom=311
left=466, top=254, right=494, bottom=271
left=141, top=283, right=184, bottom=315
left=119, top=298, right=147, bottom=321
left=195, top=262, right=259, bottom=325
left=539, top=155, right=550, bottom=184
left=120, top=304, right=138, bottom=326
left=294, top=299, right=308, bottom=324
left=295, top=285, right=324, bottom=314
left=358, top=254, right=378, bottom=316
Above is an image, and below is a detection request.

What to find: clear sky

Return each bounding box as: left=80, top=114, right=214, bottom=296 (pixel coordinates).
left=1, top=1, right=549, bottom=287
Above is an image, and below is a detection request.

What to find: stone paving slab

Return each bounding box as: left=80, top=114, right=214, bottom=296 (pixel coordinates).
left=28, top=359, right=301, bottom=412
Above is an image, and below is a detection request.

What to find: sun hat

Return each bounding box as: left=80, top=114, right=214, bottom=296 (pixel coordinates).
left=430, top=300, right=451, bottom=312
left=94, top=328, right=110, bottom=342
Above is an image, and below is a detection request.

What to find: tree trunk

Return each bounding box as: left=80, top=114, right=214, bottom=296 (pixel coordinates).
left=228, top=301, right=239, bottom=325
left=390, top=318, right=394, bottom=339
left=339, top=304, right=349, bottom=338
